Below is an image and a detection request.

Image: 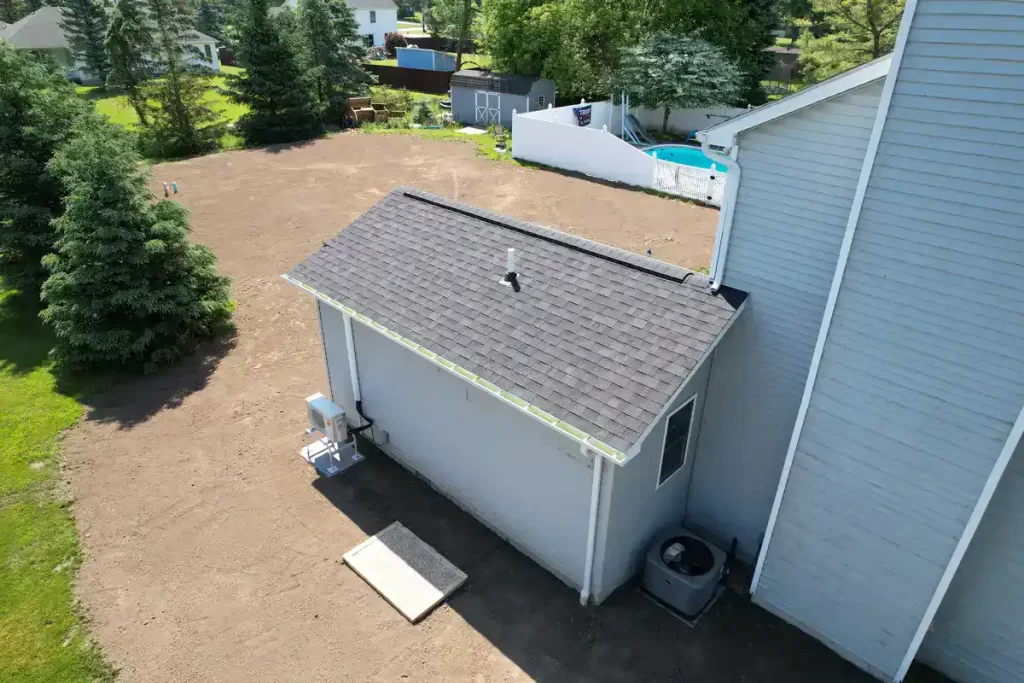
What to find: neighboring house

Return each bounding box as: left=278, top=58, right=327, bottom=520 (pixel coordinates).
left=0, top=6, right=219, bottom=84
left=282, top=0, right=397, bottom=47
left=690, top=0, right=1024, bottom=681
left=450, top=70, right=556, bottom=128
left=285, top=188, right=747, bottom=605
left=0, top=20, right=8, bottom=31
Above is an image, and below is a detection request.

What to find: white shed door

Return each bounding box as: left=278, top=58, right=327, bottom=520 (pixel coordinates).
left=474, top=91, right=500, bottom=125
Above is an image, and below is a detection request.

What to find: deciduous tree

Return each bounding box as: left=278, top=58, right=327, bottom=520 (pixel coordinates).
left=798, top=0, right=903, bottom=82
left=226, top=0, right=321, bottom=144
left=41, top=117, right=233, bottom=373
left=0, top=44, right=89, bottom=293
left=0, top=0, right=28, bottom=24
left=611, top=32, right=742, bottom=132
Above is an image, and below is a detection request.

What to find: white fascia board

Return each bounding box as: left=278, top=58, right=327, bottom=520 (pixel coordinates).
left=283, top=274, right=628, bottom=465
left=698, top=56, right=891, bottom=149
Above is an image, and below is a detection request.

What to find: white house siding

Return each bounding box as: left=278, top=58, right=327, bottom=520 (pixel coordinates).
left=319, top=303, right=596, bottom=589
left=353, top=8, right=396, bottom=46
left=594, top=357, right=713, bottom=601
left=919, top=439, right=1024, bottom=683
left=685, top=80, right=884, bottom=560
left=754, top=1, right=1024, bottom=679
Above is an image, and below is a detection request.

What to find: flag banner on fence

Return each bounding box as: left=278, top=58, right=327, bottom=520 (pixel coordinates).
left=573, top=105, right=592, bottom=127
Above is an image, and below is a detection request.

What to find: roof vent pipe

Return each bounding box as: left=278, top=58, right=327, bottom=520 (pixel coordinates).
left=500, top=248, right=521, bottom=292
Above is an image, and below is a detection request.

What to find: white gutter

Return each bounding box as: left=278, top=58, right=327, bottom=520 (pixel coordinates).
left=579, top=444, right=604, bottom=605
left=699, top=134, right=740, bottom=289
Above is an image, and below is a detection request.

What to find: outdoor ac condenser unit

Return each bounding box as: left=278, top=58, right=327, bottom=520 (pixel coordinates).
left=306, top=393, right=348, bottom=444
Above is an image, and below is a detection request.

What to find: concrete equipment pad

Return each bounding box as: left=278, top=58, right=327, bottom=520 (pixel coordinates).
left=343, top=522, right=467, bottom=622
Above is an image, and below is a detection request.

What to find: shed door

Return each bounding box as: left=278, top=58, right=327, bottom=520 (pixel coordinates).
left=474, top=91, right=500, bottom=125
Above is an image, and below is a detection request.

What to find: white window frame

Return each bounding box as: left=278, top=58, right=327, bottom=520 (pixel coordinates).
left=655, top=393, right=697, bottom=490
left=369, top=10, right=376, bottom=22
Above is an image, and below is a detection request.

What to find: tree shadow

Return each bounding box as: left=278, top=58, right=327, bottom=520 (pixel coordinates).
left=259, top=137, right=320, bottom=155
left=0, top=289, right=54, bottom=376
left=77, top=331, right=237, bottom=429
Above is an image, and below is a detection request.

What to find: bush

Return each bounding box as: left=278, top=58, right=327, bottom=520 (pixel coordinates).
left=384, top=31, right=408, bottom=58
left=411, top=100, right=434, bottom=125
left=370, top=85, right=413, bottom=111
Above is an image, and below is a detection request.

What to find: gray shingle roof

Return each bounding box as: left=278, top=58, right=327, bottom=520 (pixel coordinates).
left=288, top=188, right=746, bottom=453
left=450, top=70, right=550, bottom=96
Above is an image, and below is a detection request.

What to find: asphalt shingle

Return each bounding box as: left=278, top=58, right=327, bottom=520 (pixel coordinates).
left=289, top=188, right=747, bottom=452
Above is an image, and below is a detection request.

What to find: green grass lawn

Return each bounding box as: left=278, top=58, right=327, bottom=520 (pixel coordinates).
left=78, top=65, right=248, bottom=150
left=0, top=290, right=113, bottom=683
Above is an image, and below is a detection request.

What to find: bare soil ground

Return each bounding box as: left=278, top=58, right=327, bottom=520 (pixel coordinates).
left=63, top=134, right=915, bottom=683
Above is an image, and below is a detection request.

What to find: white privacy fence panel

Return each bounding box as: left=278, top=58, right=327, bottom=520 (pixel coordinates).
left=652, top=158, right=726, bottom=206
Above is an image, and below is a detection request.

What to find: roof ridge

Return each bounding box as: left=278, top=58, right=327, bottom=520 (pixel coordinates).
left=396, top=187, right=713, bottom=289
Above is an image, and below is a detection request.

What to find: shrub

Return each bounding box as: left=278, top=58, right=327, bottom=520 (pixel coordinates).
left=384, top=31, right=407, bottom=58
left=411, top=100, right=434, bottom=125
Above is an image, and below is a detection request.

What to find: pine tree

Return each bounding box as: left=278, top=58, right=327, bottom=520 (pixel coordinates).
left=0, top=0, right=28, bottom=24
left=60, top=0, right=112, bottom=83
left=41, top=116, right=233, bottom=373
left=105, top=0, right=154, bottom=125
left=297, top=0, right=374, bottom=122
left=227, top=0, right=321, bottom=145
left=0, top=44, right=89, bottom=293
left=141, top=0, right=221, bottom=156
left=192, top=0, right=226, bottom=42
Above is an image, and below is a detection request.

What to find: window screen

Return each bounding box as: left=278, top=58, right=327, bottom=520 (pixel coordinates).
left=370, top=10, right=376, bottom=22
left=659, top=397, right=694, bottom=486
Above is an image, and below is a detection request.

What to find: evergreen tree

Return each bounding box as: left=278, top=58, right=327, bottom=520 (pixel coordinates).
left=24, top=0, right=43, bottom=11
left=192, top=0, right=226, bottom=42
left=0, top=44, right=89, bottom=293
left=41, top=116, right=233, bottom=373
left=0, top=0, right=28, bottom=24
left=141, top=0, right=221, bottom=156
left=297, top=0, right=374, bottom=122
left=60, top=0, right=112, bottom=83
left=798, top=0, right=903, bottom=82
left=105, top=0, right=154, bottom=125
left=227, top=0, right=321, bottom=145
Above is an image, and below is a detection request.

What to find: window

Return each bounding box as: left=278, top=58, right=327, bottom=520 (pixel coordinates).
left=203, top=44, right=212, bottom=61
left=658, top=395, right=696, bottom=487
left=536, top=95, right=545, bottom=108
left=363, top=34, right=374, bottom=47
left=369, top=10, right=376, bottom=22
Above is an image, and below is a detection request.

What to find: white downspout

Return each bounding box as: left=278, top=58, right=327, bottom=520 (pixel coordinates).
left=342, top=312, right=362, bottom=405
left=699, top=133, right=741, bottom=290
left=580, top=446, right=605, bottom=606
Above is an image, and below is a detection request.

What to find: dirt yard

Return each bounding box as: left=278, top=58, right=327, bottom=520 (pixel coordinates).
left=62, top=134, right=896, bottom=683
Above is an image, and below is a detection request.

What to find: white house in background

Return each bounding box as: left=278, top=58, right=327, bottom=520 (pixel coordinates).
left=282, top=0, right=397, bottom=47
left=0, top=6, right=219, bottom=85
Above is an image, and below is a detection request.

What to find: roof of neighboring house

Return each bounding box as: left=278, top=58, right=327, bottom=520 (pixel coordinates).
left=347, top=0, right=397, bottom=8
left=286, top=188, right=747, bottom=460
left=450, top=69, right=552, bottom=96
left=0, top=7, right=217, bottom=50
left=0, top=20, right=9, bottom=31
left=0, top=6, right=69, bottom=50
left=699, top=54, right=891, bottom=148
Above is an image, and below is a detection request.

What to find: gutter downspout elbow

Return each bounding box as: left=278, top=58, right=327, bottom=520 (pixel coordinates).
left=699, top=133, right=741, bottom=290
left=580, top=446, right=605, bottom=606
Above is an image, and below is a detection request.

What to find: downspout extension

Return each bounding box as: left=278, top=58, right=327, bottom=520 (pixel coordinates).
left=580, top=445, right=605, bottom=606
left=699, top=133, right=741, bottom=291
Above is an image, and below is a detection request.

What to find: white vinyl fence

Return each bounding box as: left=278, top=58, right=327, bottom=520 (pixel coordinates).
left=512, top=103, right=729, bottom=207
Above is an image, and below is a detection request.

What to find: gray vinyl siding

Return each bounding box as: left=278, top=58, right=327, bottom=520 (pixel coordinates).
left=919, top=439, right=1024, bottom=683
left=686, top=80, right=884, bottom=560
left=754, top=1, right=1024, bottom=679
left=324, top=304, right=596, bottom=589
left=450, top=87, right=526, bottom=128
left=594, top=357, right=713, bottom=601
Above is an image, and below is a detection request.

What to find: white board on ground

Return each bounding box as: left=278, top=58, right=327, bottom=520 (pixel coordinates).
left=343, top=521, right=468, bottom=623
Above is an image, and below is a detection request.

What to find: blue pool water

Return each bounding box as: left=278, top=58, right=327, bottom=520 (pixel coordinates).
left=643, top=145, right=726, bottom=172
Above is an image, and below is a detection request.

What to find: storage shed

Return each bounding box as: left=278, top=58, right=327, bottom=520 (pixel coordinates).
left=396, top=46, right=455, bottom=71
left=450, top=70, right=556, bottom=128
left=285, top=188, right=746, bottom=603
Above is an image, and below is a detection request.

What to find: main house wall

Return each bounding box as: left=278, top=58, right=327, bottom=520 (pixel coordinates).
left=686, top=80, right=884, bottom=560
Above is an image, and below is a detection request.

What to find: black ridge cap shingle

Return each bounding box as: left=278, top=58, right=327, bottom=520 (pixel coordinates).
left=288, top=187, right=748, bottom=454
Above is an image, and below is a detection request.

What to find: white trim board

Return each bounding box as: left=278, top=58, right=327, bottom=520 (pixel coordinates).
left=699, top=55, right=891, bottom=149
left=750, top=4, right=909, bottom=597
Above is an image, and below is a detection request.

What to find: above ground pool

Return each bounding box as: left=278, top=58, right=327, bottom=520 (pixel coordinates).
left=643, top=144, right=726, bottom=172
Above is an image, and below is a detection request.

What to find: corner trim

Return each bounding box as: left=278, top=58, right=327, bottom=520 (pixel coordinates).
left=750, top=0, right=914, bottom=599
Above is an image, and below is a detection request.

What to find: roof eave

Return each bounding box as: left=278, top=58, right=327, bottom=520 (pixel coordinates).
left=283, top=273, right=631, bottom=466
left=698, top=55, right=892, bottom=149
